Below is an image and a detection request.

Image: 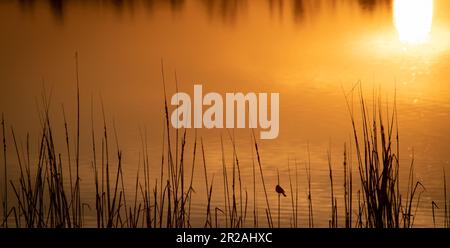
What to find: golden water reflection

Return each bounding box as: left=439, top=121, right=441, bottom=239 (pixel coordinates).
left=1, top=0, right=450, bottom=227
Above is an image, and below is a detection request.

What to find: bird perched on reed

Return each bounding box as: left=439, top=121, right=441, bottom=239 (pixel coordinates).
left=275, top=185, right=286, bottom=197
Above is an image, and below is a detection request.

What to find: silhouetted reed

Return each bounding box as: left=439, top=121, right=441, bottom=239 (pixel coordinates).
left=1, top=65, right=446, bottom=228
left=345, top=84, right=424, bottom=228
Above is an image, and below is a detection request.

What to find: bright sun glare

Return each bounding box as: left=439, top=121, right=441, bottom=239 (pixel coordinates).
left=394, top=0, right=433, bottom=44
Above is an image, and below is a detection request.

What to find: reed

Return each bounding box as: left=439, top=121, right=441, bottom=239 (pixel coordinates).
left=444, top=169, right=449, bottom=228
left=1, top=114, right=7, bottom=227
left=201, top=138, right=213, bottom=228
left=250, top=135, right=257, bottom=227
left=342, top=143, right=353, bottom=228
left=305, top=143, right=314, bottom=228
left=327, top=149, right=337, bottom=228
left=186, top=131, right=197, bottom=227
left=0, top=59, right=445, bottom=228
left=287, top=159, right=299, bottom=227
left=432, top=201, right=438, bottom=228
left=253, top=132, right=273, bottom=228
left=345, top=85, right=424, bottom=228
left=6, top=90, right=78, bottom=227
left=277, top=169, right=280, bottom=228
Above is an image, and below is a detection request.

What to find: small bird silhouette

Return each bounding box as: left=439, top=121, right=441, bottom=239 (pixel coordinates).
left=275, top=185, right=286, bottom=197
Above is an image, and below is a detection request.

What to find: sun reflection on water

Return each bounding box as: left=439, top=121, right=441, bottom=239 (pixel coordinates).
left=394, top=0, right=434, bottom=44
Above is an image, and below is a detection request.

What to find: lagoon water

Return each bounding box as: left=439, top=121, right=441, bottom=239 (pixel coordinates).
left=1, top=0, right=450, bottom=227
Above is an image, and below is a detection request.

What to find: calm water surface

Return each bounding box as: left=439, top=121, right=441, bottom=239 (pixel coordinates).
left=1, top=0, right=450, bottom=227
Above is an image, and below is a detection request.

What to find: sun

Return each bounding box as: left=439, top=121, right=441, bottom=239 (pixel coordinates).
left=393, top=0, right=434, bottom=44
